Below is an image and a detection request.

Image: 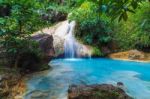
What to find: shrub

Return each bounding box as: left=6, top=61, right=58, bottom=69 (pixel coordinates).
left=69, top=1, right=112, bottom=47
left=91, top=47, right=104, bottom=57
left=134, top=2, right=150, bottom=51
left=112, top=2, right=150, bottom=51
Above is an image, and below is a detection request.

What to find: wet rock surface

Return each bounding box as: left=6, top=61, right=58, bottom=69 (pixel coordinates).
left=68, top=84, right=132, bottom=99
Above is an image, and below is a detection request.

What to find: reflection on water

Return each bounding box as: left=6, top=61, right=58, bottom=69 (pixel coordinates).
left=25, top=58, right=150, bottom=99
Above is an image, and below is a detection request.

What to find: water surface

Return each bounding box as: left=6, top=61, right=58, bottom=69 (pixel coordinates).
left=25, top=58, right=150, bottom=99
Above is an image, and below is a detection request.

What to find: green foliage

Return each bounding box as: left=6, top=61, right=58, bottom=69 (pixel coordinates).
left=112, top=2, right=150, bottom=51
left=91, top=47, right=104, bottom=57
left=69, top=0, right=146, bottom=21
left=103, top=0, right=146, bottom=21
left=0, top=0, right=50, bottom=66
left=69, top=1, right=99, bottom=22
left=45, top=0, right=82, bottom=13
left=134, top=2, right=150, bottom=47
left=69, top=0, right=148, bottom=52
left=69, top=1, right=112, bottom=47
left=77, top=18, right=112, bottom=45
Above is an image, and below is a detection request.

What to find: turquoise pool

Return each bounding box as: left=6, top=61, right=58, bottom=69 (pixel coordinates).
left=25, top=58, right=150, bottom=99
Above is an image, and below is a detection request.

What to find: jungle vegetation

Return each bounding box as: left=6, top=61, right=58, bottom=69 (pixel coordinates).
left=0, top=0, right=149, bottom=71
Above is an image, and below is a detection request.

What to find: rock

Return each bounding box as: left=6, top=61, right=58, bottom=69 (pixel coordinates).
left=32, top=21, right=66, bottom=57
left=53, top=35, right=65, bottom=57
left=117, top=82, right=125, bottom=89
left=109, top=49, right=150, bottom=62
left=30, top=90, right=49, bottom=99
left=0, top=72, right=25, bottom=99
left=17, top=51, right=41, bottom=73
left=39, top=34, right=55, bottom=60
left=101, top=47, right=111, bottom=55
left=117, top=82, right=124, bottom=86
left=128, top=50, right=145, bottom=60
left=68, top=84, right=132, bottom=99
left=77, top=45, right=92, bottom=58
left=50, top=11, right=67, bottom=23
left=32, top=34, right=55, bottom=58
left=14, top=95, right=23, bottom=99
left=41, top=10, right=67, bottom=23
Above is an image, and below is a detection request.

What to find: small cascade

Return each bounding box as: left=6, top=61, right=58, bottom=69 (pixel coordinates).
left=64, top=21, right=77, bottom=58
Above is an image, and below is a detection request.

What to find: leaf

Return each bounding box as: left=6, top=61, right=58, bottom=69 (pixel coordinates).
left=0, top=0, right=3, bottom=4
left=127, top=8, right=135, bottom=13
left=0, top=18, right=5, bottom=25
left=123, top=11, right=128, bottom=21
left=131, top=0, right=138, bottom=9
left=119, top=13, right=123, bottom=22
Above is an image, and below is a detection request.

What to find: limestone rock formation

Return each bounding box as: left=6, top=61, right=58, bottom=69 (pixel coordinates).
left=32, top=20, right=92, bottom=58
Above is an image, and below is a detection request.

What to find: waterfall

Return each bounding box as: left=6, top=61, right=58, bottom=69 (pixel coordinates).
left=64, top=21, right=77, bottom=58
left=33, top=20, right=92, bottom=58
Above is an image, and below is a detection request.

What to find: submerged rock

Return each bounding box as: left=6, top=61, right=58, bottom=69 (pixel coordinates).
left=29, top=90, right=50, bottom=99
left=68, top=84, right=132, bottom=99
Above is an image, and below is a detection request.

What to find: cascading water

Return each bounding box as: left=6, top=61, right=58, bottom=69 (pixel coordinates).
left=64, top=21, right=77, bottom=58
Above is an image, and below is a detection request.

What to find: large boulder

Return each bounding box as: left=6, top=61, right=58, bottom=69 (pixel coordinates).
left=68, top=84, right=132, bottom=99
left=32, top=21, right=67, bottom=57
left=32, top=34, right=55, bottom=59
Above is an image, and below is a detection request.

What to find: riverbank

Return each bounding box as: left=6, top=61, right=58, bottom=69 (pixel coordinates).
left=108, top=50, right=150, bottom=63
